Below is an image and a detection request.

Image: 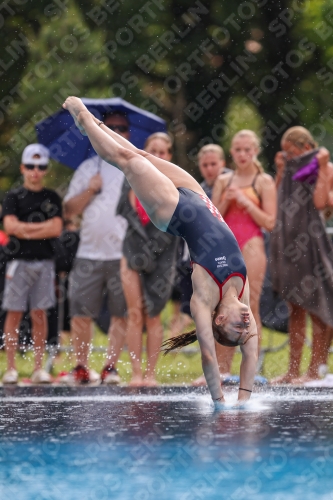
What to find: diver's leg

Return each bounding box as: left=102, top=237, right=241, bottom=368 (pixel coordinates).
left=294, top=313, right=330, bottom=383
left=242, top=236, right=266, bottom=357
left=120, top=258, right=144, bottom=386
left=144, top=314, right=163, bottom=386
left=64, top=97, right=204, bottom=195
left=271, top=303, right=306, bottom=384
left=63, top=97, right=179, bottom=230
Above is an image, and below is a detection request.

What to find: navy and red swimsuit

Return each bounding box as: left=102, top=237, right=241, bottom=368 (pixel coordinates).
left=166, top=188, right=247, bottom=300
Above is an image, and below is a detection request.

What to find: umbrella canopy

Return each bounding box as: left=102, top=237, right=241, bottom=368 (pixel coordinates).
left=35, top=98, right=167, bottom=169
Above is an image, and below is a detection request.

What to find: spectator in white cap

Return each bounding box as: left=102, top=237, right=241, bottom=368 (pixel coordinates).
left=1, top=143, right=62, bottom=384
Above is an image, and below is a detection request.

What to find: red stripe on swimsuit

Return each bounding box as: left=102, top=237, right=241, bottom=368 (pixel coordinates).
left=166, top=188, right=247, bottom=300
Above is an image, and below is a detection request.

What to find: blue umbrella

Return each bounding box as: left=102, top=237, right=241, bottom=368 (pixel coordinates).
left=35, top=97, right=167, bottom=169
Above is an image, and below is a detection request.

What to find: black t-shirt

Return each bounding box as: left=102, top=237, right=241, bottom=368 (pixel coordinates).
left=54, top=230, right=80, bottom=274
left=2, top=187, right=62, bottom=260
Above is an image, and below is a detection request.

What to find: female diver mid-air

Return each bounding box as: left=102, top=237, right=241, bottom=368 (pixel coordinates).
left=63, top=97, right=258, bottom=405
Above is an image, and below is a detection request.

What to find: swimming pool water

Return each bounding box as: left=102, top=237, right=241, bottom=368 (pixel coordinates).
left=0, top=386, right=332, bottom=500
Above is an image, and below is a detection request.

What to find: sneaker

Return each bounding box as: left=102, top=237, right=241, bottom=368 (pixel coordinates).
left=101, top=365, right=121, bottom=385
left=59, top=364, right=90, bottom=385
left=2, top=369, right=18, bottom=384
left=31, top=369, right=52, bottom=384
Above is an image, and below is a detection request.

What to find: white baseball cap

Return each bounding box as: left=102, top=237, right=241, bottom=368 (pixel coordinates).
left=21, top=144, right=50, bottom=165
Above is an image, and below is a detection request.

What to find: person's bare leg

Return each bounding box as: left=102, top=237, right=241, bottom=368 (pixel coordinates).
left=322, top=326, right=333, bottom=366
left=193, top=342, right=233, bottom=386
left=242, top=237, right=266, bottom=355
left=55, top=331, right=73, bottom=365
left=168, top=301, right=181, bottom=338
left=63, top=97, right=204, bottom=195
left=286, top=304, right=306, bottom=380
left=216, top=344, right=235, bottom=374
left=271, top=303, right=306, bottom=384
left=120, top=258, right=144, bottom=386
left=192, top=342, right=232, bottom=387
left=4, top=311, right=22, bottom=371
left=307, top=314, right=329, bottom=379
left=178, top=314, right=193, bottom=334
left=144, top=314, right=163, bottom=386
left=292, top=314, right=330, bottom=383
left=30, top=309, right=48, bottom=371
left=169, top=302, right=193, bottom=339
left=71, top=316, right=93, bottom=367
left=106, top=316, right=127, bottom=366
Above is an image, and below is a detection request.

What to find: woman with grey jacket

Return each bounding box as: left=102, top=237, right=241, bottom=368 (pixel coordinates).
left=117, top=133, right=178, bottom=386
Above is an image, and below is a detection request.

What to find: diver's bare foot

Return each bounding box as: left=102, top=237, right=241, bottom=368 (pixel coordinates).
left=192, top=374, right=207, bottom=386
left=62, top=96, right=88, bottom=135
left=128, top=375, right=144, bottom=387
left=143, top=376, right=158, bottom=387
left=270, top=373, right=296, bottom=385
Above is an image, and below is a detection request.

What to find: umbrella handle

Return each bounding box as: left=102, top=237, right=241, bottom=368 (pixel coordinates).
left=95, top=157, right=102, bottom=194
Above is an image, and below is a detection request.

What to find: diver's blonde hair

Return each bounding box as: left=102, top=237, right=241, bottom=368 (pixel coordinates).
left=232, top=129, right=263, bottom=173
left=281, top=126, right=318, bottom=149
left=197, top=144, right=225, bottom=162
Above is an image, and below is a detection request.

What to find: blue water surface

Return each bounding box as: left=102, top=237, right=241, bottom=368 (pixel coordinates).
left=0, top=386, right=332, bottom=500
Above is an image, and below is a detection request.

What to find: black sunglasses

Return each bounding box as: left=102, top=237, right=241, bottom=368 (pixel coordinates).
left=24, top=164, right=48, bottom=171
left=106, top=125, right=129, bottom=133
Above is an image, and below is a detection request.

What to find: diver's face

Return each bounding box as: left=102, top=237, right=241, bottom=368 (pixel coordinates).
left=215, top=303, right=251, bottom=344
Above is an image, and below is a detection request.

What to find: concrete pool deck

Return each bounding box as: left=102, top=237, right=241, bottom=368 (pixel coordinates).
left=0, top=384, right=332, bottom=398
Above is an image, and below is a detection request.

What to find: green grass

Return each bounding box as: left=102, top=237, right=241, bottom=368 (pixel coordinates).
left=1, top=305, right=332, bottom=383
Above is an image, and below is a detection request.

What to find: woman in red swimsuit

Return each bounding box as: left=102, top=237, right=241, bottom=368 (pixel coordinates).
left=212, top=130, right=277, bottom=375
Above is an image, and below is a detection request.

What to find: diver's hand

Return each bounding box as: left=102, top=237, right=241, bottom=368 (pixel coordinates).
left=213, top=395, right=226, bottom=409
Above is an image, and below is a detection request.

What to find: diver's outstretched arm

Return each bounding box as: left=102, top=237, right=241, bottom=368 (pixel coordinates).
left=90, top=113, right=139, bottom=152
left=239, top=315, right=258, bottom=402
left=238, top=281, right=258, bottom=401
left=191, top=295, right=224, bottom=402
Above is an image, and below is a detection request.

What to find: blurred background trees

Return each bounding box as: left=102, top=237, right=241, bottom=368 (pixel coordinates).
left=1, top=0, right=333, bottom=199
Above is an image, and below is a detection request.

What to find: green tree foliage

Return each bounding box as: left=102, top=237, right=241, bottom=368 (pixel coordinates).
left=0, top=2, right=112, bottom=197
left=1, top=0, right=333, bottom=201
left=71, top=0, right=333, bottom=168
left=0, top=0, right=51, bottom=195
